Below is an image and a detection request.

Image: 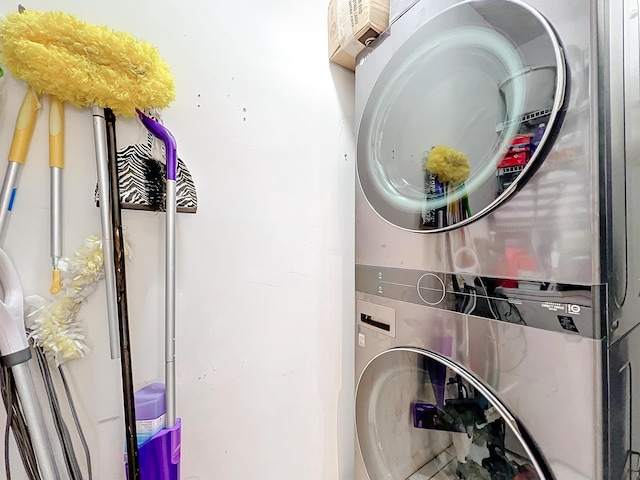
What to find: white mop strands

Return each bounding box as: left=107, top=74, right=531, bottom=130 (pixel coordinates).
left=26, top=235, right=132, bottom=365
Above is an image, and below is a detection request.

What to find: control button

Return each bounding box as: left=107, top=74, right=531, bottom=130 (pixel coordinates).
left=416, top=273, right=446, bottom=305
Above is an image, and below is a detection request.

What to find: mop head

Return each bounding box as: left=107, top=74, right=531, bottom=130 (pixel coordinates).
left=424, top=145, right=470, bottom=184
left=0, top=10, right=175, bottom=116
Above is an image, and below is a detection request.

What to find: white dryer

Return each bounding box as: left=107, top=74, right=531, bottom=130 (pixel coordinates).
left=354, top=0, right=640, bottom=478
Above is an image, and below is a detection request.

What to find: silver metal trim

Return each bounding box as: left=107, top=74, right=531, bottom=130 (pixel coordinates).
left=356, top=263, right=598, bottom=338
left=609, top=0, right=628, bottom=311
left=356, top=0, right=568, bottom=234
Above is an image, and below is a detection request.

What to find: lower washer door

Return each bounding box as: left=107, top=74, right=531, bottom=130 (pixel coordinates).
left=355, top=348, right=552, bottom=479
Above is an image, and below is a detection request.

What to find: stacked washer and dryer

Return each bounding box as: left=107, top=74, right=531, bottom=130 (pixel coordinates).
left=354, top=0, right=640, bottom=479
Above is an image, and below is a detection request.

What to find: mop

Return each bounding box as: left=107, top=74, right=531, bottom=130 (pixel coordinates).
left=0, top=10, right=175, bottom=480
left=131, top=111, right=181, bottom=480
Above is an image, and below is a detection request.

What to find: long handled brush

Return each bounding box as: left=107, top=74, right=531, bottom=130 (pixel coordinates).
left=0, top=10, right=175, bottom=480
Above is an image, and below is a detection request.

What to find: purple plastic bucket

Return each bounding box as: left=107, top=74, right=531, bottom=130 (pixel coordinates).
left=125, top=419, right=181, bottom=480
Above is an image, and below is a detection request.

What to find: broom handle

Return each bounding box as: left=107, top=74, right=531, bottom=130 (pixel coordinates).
left=12, top=362, right=61, bottom=480
left=136, top=111, right=178, bottom=429
left=92, top=107, right=121, bottom=359
left=49, top=96, right=64, bottom=295
left=0, top=88, right=38, bottom=244
left=166, top=178, right=176, bottom=428
left=105, top=108, right=140, bottom=480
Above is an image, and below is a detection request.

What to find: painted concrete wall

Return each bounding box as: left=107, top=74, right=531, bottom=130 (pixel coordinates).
left=0, top=1, right=355, bottom=478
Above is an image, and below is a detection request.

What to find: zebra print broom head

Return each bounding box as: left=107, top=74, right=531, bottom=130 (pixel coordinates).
left=95, top=135, right=198, bottom=214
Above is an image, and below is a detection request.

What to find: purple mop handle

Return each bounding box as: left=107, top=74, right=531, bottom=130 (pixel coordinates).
left=136, top=111, right=177, bottom=180
left=137, top=109, right=179, bottom=429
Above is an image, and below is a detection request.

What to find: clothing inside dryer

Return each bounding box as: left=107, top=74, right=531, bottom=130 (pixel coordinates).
left=356, top=0, right=566, bottom=232
left=356, top=348, right=548, bottom=479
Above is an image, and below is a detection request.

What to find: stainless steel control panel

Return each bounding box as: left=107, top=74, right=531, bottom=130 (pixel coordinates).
left=356, top=264, right=604, bottom=339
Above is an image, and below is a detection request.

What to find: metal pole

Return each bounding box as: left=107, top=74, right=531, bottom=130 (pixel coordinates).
left=50, top=167, right=62, bottom=273
left=0, top=162, right=23, bottom=245
left=104, top=108, right=140, bottom=480
left=165, top=180, right=176, bottom=428
left=136, top=111, right=179, bottom=430
left=11, top=362, right=60, bottom=480
left=0, top=87, right=39, bottom=245
left=48, top=96, right=64, bottom=296
left=92, top=106, right=121, bottom=359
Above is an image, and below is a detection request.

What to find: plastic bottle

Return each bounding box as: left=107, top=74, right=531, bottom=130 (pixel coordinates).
left=134, top=383, right=166, bottom=446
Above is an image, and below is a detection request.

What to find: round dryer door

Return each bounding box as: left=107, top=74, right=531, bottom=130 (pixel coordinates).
left=357, top=0, right=566, bottom=232
left=355, top=348, right=552, bottom=479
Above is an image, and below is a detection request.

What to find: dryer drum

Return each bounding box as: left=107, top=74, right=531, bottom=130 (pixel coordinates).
left=356, top=0, right=567, bottom=233
left=499, top=66, right=557, bottom=117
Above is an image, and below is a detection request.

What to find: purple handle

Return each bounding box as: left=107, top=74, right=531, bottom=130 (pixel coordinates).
left=137, top=110, right=178, bottom=181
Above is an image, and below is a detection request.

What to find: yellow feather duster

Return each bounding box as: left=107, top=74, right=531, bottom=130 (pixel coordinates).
left=26, top=235, right=131, bottom=365
left=0, top=10, right=175, bottom=116
left=424, top=145, right=470, bottom=184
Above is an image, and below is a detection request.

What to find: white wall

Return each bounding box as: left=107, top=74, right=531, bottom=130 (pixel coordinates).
left=0, top=1, right=355, bottom=478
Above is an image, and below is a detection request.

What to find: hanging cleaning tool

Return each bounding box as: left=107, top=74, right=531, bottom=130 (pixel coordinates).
left=0, top=10, right=174, bottom=116
left=138, top=112, right=177, bottom=429
left=0, top=87, right=39, bottom=244
left=0, top=3, right=173, bottom=346
left=0, top=9, right=175, bottom=355
left=49, top=96, right=64, bottom=295
left=26, top=234, right=108, bottom=365
left=0, top=11, right=176, bottom=480
left=95, top=132, right=199, bottom=214
left=105, top=107, right=141, bottom=479
left=0, top=248, right=60, bottom=479
left=135, top=111, right=181, bottom=480
left=92, top=104, right=197, bottom=217
left=93, top=103, right=123, bottom=359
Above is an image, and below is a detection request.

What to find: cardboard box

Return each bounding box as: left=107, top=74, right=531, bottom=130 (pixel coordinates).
left=328, top=0, right=390, bottom=71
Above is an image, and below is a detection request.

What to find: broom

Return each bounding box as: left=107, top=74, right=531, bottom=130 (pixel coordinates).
left=0, top=10, right=175, bottom=480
